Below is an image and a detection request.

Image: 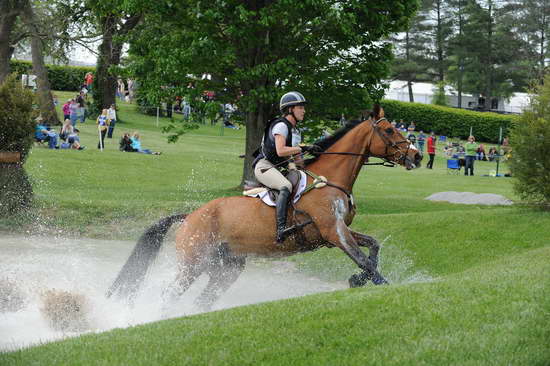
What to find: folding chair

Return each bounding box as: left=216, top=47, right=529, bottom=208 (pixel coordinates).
left=447, top=159, right=460, bottom=174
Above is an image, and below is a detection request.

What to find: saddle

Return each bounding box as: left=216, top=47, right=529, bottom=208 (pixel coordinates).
left=243, top=169, right=303, bottom=202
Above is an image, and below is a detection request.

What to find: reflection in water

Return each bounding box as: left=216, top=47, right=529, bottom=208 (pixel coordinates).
left=0, top=235, right=344, bottom=351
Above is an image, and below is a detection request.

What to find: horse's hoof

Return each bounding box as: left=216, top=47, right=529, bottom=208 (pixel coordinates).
left=348, top=272, right=370, bottom=288
left=368, top=255, right=379, bottom=270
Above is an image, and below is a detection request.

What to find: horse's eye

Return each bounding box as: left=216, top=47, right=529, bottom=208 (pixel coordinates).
left=385, top=128, right=394, bottom=134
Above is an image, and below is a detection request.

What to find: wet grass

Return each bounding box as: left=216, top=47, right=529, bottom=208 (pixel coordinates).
left=1, top=91, right=549, bottom=364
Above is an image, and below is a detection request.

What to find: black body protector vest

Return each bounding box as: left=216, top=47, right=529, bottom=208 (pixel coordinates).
left=260, top=117, right=294, bottom=168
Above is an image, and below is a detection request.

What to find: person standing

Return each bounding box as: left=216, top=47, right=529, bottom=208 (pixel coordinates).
left=69, top=99, right=78, bottom=127
left=464, top=135, right=478, bottom=176
left=426, top=131, right=436, bottom=169
left=62, top=99, right=71, bottom=121
left=76, top=92, right=86, bottom=124
left=85, top=72, right=93, bottom=94
left=96, top=109, right=110, bottom=149
left=107, top=104, right=117, bottom=138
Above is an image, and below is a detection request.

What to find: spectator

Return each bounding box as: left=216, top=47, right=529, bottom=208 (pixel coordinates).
left=59, top=119, right=73, bottom=141
left=398, top=119, right=406, bottom=132
left=34, top=118, right=49, bottom=144
left=96, top=109, right=110, bottom=149
left=117, top=78, right=125, bottom=100
left=426, top=131, right=436, bottom=169
left=76, top=92, right=86, bottom=124
left=391, top=120, right=397, bottom=128
left=107, top=104, right=117, bottom=138
left=85, top=72, right=93, bottom=94
left=408, top=121, right=416, bottom=131
left=68, top=128, right=84, bottom=150
left=62, top=99, right=71, bottom=121
left=43, top=126, right=59, bottom=149
left=127, top=79, right=135, bottom=102
left=417, top=130, right=426, bottom=152
left=69, top=99, right=78, bottom=127
left=131, top=132, right=161, bottom=155
left=464, top=135, right=478, bottom=176
left=476, top=144, right=487, bottom=161
left=407, top=130, right=417, bottom=147
left=443, top=142, right=453, bottom=158
left=488, top=146, right=498, bottom=161
left=119, top=132, right=136, bottom=152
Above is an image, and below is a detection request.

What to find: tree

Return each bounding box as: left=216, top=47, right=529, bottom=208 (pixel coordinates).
left=423, top=0, right=453, bottom=82
left=128, top=0, right=418, bottom=183
left=88, top=0, right=141, bottom=114
left=509, top=75, right=550, bottom=206
left=0, top=1, right=23, bottom=84
left=390, top=8, right=432, bottom=101
left=0, top=75, right=35, bottom=216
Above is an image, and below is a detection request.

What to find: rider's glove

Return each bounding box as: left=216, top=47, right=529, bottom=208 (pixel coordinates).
left=302, top=144, right=323, bottom=155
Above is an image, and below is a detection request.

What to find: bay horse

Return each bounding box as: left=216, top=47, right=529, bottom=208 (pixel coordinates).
left=107, top=108, right=422, bottom=311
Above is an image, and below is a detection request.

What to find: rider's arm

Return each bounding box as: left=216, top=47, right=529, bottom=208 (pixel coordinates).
left=274, top=134, right=302, bottom=157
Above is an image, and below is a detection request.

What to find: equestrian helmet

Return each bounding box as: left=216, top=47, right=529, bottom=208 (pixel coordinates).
left=280, top=91, right=307, bottom=112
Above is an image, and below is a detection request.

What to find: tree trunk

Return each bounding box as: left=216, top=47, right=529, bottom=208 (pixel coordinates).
left=20, top=0, right=60, bottom=125
left=241, top=105, right=270, bottom=185
left=0, top=8, right=18, bottom=84
left=93, top=15, right=118, bottom=114
left=93, top=14, right=140, bottom=115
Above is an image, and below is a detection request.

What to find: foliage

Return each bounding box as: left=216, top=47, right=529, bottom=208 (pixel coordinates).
left=381, top=99, right=517, bottom=142
left=509, top=77, right=550, bottom=206
left=0, top=74, right=36, bottom=161
left=10, top=60, right=95, bottom=92
left=432, top=82, right=448, bottom=106
left=0, top=74, right=36, bottom=216
left=125, top=0, right=419, bottom=181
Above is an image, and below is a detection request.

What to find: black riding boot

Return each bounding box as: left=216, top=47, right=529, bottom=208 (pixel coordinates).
left=276, top=187, right=291, bottom=243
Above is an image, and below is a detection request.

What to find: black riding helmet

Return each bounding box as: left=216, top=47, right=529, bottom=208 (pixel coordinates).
left=280, top=91, right=307, bottom=115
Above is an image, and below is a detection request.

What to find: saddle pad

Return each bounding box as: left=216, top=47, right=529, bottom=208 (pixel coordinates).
left=245, top=171, right=307, bottom=207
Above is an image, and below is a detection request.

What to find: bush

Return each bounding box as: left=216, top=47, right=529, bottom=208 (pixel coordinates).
left=381, top=99, right=518, bottom=142
left=10, top=60, right=95, bottom=92
left=509, top=77, right=550, bottom=206
left=0, top=74, right=35, bottom=216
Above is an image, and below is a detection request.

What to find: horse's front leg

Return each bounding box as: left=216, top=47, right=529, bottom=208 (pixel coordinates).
left=350, top=230, right=380, bottom=270
left=321, top=217, right=388, bottom=288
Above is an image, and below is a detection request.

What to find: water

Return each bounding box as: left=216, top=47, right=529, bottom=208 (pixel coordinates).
left=0, top=235, right=345, bottom=351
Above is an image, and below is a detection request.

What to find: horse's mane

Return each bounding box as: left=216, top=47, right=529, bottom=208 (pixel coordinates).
left=303, top=119, right=365, bottom=167
left=313, top=119, right=364, bottom=152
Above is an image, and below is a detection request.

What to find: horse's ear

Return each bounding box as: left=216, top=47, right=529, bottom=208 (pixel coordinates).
left=372, top=104, right=381, bottom=120
left=379, top=107, right=385, bottom=118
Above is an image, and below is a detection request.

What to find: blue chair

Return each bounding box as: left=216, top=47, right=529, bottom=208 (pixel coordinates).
left=447, top=159, right=460, bottom=174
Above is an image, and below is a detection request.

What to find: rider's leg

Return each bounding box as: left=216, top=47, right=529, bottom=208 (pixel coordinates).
left=275, top=187, right=291, bottom=243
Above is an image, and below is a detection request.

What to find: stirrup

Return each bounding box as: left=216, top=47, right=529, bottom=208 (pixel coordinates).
left=276, top=219, right=313, bottom=243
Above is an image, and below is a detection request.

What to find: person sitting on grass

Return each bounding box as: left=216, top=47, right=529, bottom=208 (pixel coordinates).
left=119, top=132, right=136, bottom=152
left=130, top=132, right=161, bottom=155
left=68, top=128, right=85, bottom=150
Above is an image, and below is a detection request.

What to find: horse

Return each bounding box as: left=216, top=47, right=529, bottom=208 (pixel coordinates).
left=107, top=107, right=422, bottom=311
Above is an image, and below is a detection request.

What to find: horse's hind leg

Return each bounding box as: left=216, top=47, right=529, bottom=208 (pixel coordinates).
left=161, top=258, right=205, bottom=307
left=194, top=243, right=246, bottom=311
left=350, top=230, right=380, bottom=270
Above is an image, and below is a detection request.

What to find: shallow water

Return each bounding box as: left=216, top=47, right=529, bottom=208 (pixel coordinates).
left=0, top=235, right=345, bottom=351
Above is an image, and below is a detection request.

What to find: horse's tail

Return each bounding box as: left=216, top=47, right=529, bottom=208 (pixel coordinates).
left=106, top=213, right=187, bottom=301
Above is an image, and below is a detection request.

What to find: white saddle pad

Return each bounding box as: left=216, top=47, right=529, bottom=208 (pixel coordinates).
left=244, top=171, right=307, bottom=206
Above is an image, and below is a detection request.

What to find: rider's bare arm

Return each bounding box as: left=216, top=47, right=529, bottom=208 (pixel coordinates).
left=275, top=134, right=301, bottom=157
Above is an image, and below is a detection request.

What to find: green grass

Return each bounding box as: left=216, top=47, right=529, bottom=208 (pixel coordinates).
left=1, top=91, right=549, bottom=364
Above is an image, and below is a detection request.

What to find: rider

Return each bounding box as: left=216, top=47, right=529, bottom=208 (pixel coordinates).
left=253, top=91, right=321, bottom=243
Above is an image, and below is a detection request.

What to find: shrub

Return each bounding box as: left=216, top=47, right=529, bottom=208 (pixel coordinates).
left=10, top=60, right=95, bottom=92
left=509, top=77, right=550, bottom=206
left=0, top=74, right=35, bottom=216
left=381, top=99, right=518, bottom=142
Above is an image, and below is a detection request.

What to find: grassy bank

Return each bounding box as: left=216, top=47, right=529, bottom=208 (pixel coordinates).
left=1, top=92, right=549, bottom=364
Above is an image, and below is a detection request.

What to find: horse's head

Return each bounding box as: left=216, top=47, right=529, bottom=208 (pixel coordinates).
left=368, top=106, right=422, bottom=170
